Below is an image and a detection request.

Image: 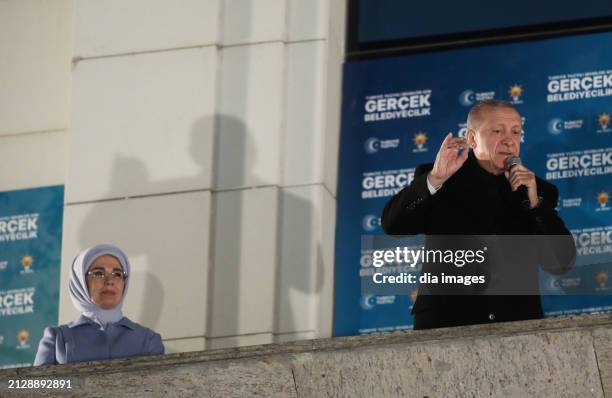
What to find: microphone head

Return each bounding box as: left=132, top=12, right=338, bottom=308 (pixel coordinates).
left=505, top=156, right=522, bottom=170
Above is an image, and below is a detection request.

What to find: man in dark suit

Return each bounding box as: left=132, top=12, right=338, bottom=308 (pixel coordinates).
left=381, top=99, right=576, bottom=330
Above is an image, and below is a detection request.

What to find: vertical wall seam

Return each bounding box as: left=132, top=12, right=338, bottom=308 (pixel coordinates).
left=204, top=0, right=226, bottom=347
left=273, top=0, right=292, bottom=341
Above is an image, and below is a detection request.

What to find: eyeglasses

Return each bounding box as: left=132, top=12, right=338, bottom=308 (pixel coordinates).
left=86, top=269, right=127, bottom=281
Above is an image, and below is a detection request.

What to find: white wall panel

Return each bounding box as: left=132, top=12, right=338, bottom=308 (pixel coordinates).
left=282, top=41, right=326, bottom=186
left=67, top=47, right=217, bottom=202
left=275, top=331, right=315, bottom=343
left=277, top=185, right=335, bottom=336
left=164, top=337, right=206, bottom=354
left=74, top=0, right=220, bottom=57
left=329, top=0, right=347, bottom=54
left=323, top=37, right=342, bottom=197
left=316, top=187, right=336, bottom=338
left=59, top=191, right=211, bottom=340
left=222, top=0, right=286, bottom=45
left=277, top=186, right=320, bottom=334
left=216, top=43, right=284, bottom=189
left=0, top=131, right=67, bottom=192
left=0, top=0, right=71, bottom=136
left=208, top=187, right=278, bottom=338
left=207, top=333, right=273, bottom=349
left=287, top=0, right=328, bottom=41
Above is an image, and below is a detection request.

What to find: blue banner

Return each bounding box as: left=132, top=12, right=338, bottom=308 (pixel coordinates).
left=334, top=31, right=612, bottom=336
left=0, top=186, right=64, bottom=368
left=356, top=0, right=612, bottom=43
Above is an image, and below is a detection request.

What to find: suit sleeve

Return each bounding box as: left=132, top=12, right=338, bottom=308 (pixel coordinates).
left=34, top=327, right=58, bottom=366
left=146, top=331, right=165, bottom=356
left=381, top=164, right=434, bottom=235
left=528, top=182, right=576, bottom=275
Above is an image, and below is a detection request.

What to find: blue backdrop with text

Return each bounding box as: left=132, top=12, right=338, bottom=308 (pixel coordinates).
left=334, top=31, right=612, bottom=336
left=0, top=186, right=64, bottom=368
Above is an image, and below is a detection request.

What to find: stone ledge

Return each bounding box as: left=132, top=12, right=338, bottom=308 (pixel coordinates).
left=0, top=313, right=610, bottom=397
left=1, top=313, right=611, bottom=378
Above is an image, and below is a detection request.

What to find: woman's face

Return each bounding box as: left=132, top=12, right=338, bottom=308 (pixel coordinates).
left=86, top=255, right=125, bottom=310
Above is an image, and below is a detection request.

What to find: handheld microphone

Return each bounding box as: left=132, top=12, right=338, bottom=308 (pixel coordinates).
left=505, top=156, right=531, bottom=208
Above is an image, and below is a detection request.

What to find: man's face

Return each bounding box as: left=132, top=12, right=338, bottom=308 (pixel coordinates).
left=468, top=106, right=522, bottom=174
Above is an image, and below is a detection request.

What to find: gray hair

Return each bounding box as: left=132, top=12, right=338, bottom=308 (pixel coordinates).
left=467, top=99, right=519, bottom=130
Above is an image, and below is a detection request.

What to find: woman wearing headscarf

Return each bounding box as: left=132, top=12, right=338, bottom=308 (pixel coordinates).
left=34, top=244, right=164, bottom=365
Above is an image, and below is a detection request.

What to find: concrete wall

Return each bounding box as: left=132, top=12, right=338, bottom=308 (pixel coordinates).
left=1, top=314, right=611, bottom=397
left=0, top=0, right=71, bottom=189
left=0, top=0, right=346, bottom=353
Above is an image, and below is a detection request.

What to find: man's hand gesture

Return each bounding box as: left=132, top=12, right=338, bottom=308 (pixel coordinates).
left=428, top=133, right=469, bottom=188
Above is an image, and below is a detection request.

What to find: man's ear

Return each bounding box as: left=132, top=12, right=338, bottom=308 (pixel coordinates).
left=466, top=128, right=476, bottom=149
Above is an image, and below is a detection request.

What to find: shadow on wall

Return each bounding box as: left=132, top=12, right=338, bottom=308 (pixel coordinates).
left=274, top=187, right=325, bottom=343
left=74, top=116, right=215, bottom=331
left=70, top=0, right=330, bottom=346
left=75, top=113, right=324, bottom=349
left=207, top=114, right=324, bottom=347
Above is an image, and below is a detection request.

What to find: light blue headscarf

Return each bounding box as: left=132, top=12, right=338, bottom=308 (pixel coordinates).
left=69, top=244, right=131, bottom=328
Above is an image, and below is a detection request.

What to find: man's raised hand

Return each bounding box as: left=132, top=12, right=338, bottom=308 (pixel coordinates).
left=428, top=133, right=469, bottom=188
